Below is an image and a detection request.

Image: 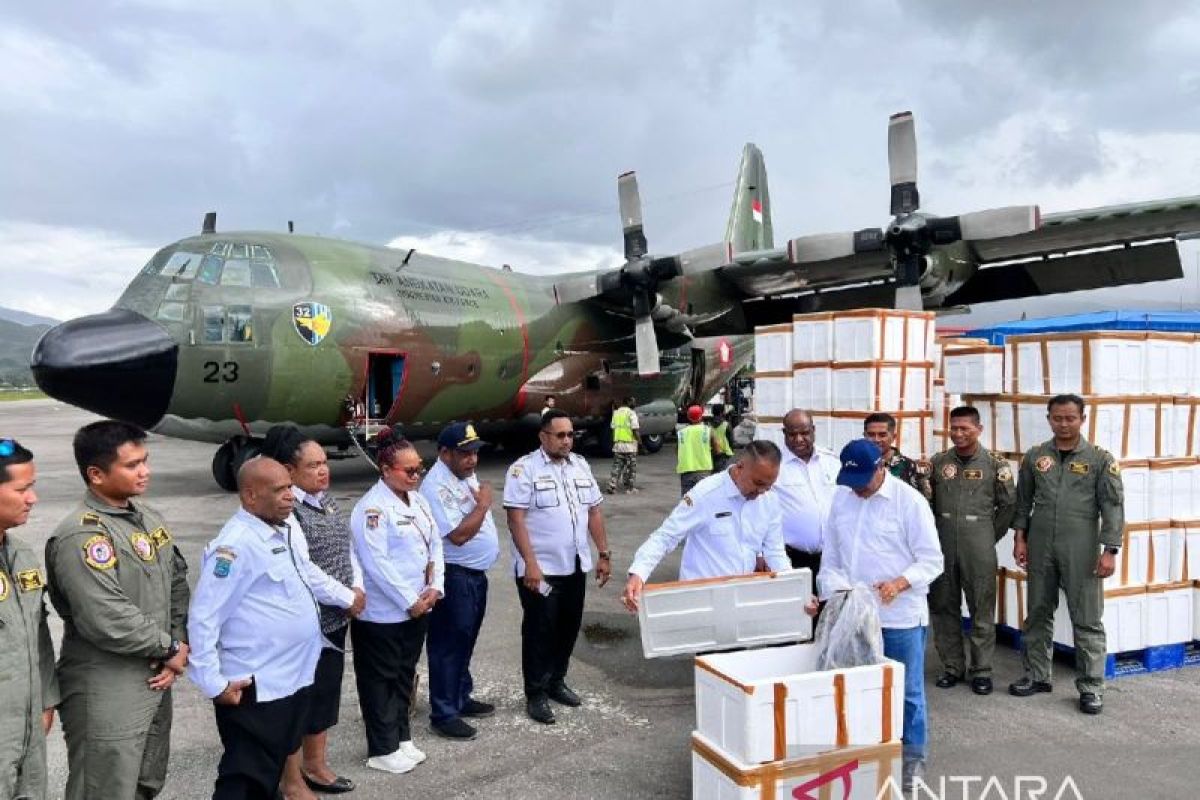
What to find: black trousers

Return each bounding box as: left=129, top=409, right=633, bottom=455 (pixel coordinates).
left=307, top=624, right=348, bottom=735
left=212, top=683, right=310, bottom=800
left=785, top=546, right=822, bottom=585
left=427, top=564, right=489, bottom=724
left=515, top=559, right=586, bottom=699
left=351, top=616, right=429, bottom=756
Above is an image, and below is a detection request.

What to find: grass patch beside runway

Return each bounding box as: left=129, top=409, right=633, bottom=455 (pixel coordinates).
left=0, top=390, right=46, bottom=401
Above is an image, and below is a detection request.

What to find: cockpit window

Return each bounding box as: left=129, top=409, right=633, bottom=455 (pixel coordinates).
left=164, top=283, right=191, bottom=302
left=221, top=259, right=253, bottom=287
left=161, top=251, right=202, bottom=279
left=156, top=302, right=186, bottom=322
left=227, top=305, right=253, bottom=342
left=197, top=255, right=224, bottom=285
left=196, top=242, right=281, bottom=288
left=249, top=260, right=279, bottom=288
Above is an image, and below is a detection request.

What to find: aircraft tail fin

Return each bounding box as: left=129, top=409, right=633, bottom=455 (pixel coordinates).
left=724, top=143, right=772, bottom=253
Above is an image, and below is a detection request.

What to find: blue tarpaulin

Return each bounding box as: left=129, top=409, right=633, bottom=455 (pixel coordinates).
left=965, top=311, right=1200, bottom=345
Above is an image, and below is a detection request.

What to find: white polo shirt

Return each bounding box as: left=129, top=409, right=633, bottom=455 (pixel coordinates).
left=775, top=446, right=840, bottom=552
left=818, top=474, right=944, bottom=628
left=627, top=470, right=790, bottom=581
left=420, top=459, right=501, bottom=572
left=502, top=448, right=603, bottom=577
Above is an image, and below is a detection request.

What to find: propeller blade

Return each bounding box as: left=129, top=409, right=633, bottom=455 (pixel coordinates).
left=956, top=206, right=1041, bottom=240
left=787, top=229, right=885, bottom=264
left=634, top=316, right=660, bottom=375
left=888, top=111, right=919, bottom=215
left=618, top=171, right=647, bottom=260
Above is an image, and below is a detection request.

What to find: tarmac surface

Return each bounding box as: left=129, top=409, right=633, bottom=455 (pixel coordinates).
left=5, top=399, right=1200, bottom=799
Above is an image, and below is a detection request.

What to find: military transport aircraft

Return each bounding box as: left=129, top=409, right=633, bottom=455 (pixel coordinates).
left=31, top=111, right=1200, bottom=489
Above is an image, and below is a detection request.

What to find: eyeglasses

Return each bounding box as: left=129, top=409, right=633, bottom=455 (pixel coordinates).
left=401, top=466, right=425, bottom=477
left=0, top=439, right=14, bottom=457
left=541, top=431, right=575, bottom=439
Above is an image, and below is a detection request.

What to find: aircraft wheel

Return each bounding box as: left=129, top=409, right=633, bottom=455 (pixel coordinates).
left=640, top=433, right=664, bottom=454
left=211, top=436, right=264, bottom=491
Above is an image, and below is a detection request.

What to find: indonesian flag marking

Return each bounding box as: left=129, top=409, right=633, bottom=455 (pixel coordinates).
left=751, top=198, right=763, bottom=224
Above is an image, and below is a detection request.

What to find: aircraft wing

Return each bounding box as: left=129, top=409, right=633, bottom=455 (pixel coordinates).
left=716, top=246, right=892, bottom=297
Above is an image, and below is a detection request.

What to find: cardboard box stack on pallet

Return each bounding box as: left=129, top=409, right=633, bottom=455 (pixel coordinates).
left=754, top=309, right=938, bottom=459
left=954, top=330, right=1200, bottom=673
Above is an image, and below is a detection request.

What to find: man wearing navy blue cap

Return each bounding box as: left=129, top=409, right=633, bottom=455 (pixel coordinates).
left=811, top=438, right=943, bottom=791
left=420, top=422, right=500, bottom=740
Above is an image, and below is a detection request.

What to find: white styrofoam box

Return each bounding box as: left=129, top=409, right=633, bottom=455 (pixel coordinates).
left=1148, top=459, right=1200, bottom=522
left=1087, top=397, right=1168, bottom=459
left=792, top=363, right=833, bottom=412
left=1144, top=333, right=1194, bottom=397
left=1165, top=522, right=1188, bottom=583
left=752, top=372, right=792, bottom=419
left=995, top=532, right=1018, bottom=572
left=1194, top=582, right=1200, bottom=640
left=829, top=362, right=932, bottom=412
left=754, top=324, right=793, bottom=372
left=1160, top=399, right=1192, bottom=459
left=1183, top=520, right=1200, bottom=581
left=943, top=346, right=1004, bottom=395
left=989, top=399, right=1016, bottom=454
left=1120, top=461, right=1151, bottom=525
left=1055, top=588, right=1148, bottom=654
left=831, top=309, right=934, bottom=363
left=826, top=414, right=864, bottom=456
left=896, top=413, right=933, bottom=460
left=996, top=567, right=1026, bottom=628
left=753, top=419, right=784, bottom=450
left=791, top=313, right=834, bottom=363
left=636, top=570, right=812, bottom=659
left=1148, top=525, right=1171, bottom=586
left=1006, top=332, right=1147, bottom=395
left=1145, top=583, right=1193, bottom=646
left=691, top=733, right=900, bottom=800
left=695, top=642, right=903, bottom=763
left=1105, top=523, right=1153, bottom=590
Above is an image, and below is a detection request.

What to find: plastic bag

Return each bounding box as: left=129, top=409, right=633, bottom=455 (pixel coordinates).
left=814, top=583, right=885, bottom=671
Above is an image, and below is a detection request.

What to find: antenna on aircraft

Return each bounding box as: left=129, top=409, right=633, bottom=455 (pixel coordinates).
left=288, top=220, right=294, bottom=233
left=202, top=212, right=217, bottom=235
left=403, top=248, right=415, bottom=265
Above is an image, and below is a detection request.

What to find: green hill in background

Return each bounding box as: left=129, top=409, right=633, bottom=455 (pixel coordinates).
left=0, top=317, right=51, bottom=387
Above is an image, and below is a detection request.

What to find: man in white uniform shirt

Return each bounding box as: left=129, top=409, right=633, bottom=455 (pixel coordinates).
left=622, top=441, right=790, bottom=612
left=503, top=410, right=611, bottom=725
left=814, top=438, right=943, bottom=792
left=774, top=409, right=839, bottom=582
left=420, top=422, right=501, bottom=741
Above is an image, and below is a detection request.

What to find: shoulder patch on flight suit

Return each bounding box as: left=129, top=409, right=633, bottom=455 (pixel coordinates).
left=365, top=507, right=382, bottom=529
left=1069, top=462, right=1090, bottom=475
left=1035, top=455, right=1055, bottom=473
left=150, top=526, right=172, bottom=549
left=82, top=534, right=117, bottom=570
left=1108, top=461, right=1120, bottom=476
left=964, top=469, right=983, bottom=480
left=130, top=532, right=156, bottom=562
left=997, top=466, right=1013, bottom=482
left=941, top=463, right=958, bottom=480
left=16, top=568, right=45, bottom=592
left=0, top=572, right=9, bottom=601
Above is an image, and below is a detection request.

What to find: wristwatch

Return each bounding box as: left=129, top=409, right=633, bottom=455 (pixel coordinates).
left=1104, top=546, right=1120, bottom=555
left=165, top=639, right=182, bottom=660
left=597, top=550, right=612, bottom=560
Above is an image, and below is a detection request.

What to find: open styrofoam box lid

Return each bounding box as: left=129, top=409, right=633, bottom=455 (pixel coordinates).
left=636, top=569, right=813, bottom=659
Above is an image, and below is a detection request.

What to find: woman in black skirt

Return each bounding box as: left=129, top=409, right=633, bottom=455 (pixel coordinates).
left=262, top=425, right=363, bottom=796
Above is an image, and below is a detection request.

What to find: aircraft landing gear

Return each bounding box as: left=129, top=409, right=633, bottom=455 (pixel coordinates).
left=640, top=433, right=664, bottom=454
left=212, top=435, right=263, bottom=491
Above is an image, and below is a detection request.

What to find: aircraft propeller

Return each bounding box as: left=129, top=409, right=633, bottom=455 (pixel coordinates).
left=786, top=110, right=1041, bottom=310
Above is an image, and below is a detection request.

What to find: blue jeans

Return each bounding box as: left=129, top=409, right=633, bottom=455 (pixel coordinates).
left=882, top=625, right=928, bottom=762
left=427, top=565, right=489, bottom=724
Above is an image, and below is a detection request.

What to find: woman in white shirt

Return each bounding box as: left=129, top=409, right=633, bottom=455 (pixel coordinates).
left=350, top=428, right=444, bottom=775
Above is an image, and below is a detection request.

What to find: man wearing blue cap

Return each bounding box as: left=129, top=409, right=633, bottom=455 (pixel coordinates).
left=814, top=438, right=943, bottom=791
left=420, top=423, right=500, bottom=740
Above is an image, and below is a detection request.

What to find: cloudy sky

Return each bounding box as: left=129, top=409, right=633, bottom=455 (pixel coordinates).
left=4, top=0, right=1200, bottom=322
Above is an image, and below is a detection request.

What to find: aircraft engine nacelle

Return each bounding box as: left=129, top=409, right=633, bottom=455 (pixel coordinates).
left=917, top=246, right=978, bottom=306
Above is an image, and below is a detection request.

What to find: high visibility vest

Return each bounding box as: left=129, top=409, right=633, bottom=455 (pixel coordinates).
left=713, top=420, right=734, bottom=456
left=612, top=407, right=636, bottom=444
left=677, top=424, right=714, bottom=473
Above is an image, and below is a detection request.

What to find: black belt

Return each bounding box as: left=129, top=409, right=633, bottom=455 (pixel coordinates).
left=445, top=563, right=487, bottom=576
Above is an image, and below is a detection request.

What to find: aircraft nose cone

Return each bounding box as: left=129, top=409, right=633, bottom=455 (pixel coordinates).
left=31, top=309, right=178, bottom=429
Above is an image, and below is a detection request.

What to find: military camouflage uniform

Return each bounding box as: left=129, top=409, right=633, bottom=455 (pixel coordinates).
left=45, top=493, right=190, bottom=800
left=1014, top=438, right=1124, bottom=697
left=928, top=446, right=1016, bottom=679
left=0, top=534, right=59, bottom=800
left=608, top=453, right=637, bottom=493
left=886, top=450, right=931, bottom=499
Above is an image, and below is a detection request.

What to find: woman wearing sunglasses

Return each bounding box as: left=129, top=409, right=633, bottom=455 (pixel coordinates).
left=350, top=428, right=443, bottom=776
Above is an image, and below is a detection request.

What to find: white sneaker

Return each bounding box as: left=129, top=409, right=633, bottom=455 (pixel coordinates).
left=365, top=750, right=416, bottom=774
left=398, top=740, right=426, bottom=764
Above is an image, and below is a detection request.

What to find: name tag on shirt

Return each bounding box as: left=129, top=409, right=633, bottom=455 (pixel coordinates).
left=534, top=479, right=557, bottom=491
left=1069, top=462, right=1090, bottom=475
left=963, top=469, right=983, bottom=480
left=271, top=546, right=287, bottom=554
left=715, top=511, right=732, bottom=518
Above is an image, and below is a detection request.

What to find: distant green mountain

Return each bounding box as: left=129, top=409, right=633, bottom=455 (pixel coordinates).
left=0, top=317, right=51, bottom=387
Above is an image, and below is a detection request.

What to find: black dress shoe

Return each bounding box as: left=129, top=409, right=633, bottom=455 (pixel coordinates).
left=548, top=683, right=582, bottom=707
left=527, top=697, right=556, bottom=724
left=1008, top=677, right=1053, bottom=697
left=432, top=717, right=478, bottom=740
left=934, top=672, right=960, bottom=689
left=1079, top=693, right=1103, bottom=715
left=462, top=698, right=496, bottom=718
left=302, top=773, right=356, bottom=794
left=971, top=677, right=993, bottom=696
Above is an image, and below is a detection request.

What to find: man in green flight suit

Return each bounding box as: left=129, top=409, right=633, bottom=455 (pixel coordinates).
left=676, top=405, right=714, bottom=495
left=1009, top=394, right=1124, bottom=715
left=45, top=421, right=191, bottom=799
left=0, top=438, right=59, bottom=800
left=928, top=406, right=1016, bottom=696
